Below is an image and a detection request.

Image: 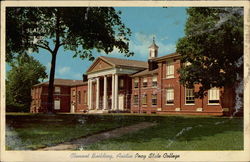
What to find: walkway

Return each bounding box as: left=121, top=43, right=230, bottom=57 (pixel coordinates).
left=39, top=122, right=157, bottom=151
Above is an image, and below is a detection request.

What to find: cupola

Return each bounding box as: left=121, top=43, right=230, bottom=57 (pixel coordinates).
left=148, top=37, right=159, bottom=59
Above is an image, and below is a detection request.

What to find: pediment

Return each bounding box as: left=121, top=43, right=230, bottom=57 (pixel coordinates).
left=87, top=58, right=114, bottom=73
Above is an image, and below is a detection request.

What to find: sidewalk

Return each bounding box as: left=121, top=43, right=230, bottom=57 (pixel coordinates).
left=39, top=122, right=157, bottom=151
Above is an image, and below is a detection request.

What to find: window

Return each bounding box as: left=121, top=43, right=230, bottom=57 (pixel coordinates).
left=78, top=91, right=81, bottom=104
left=119, top=79, right=124, bottom=89
left=54, top=87, right=61, bottom=94
left=143, top=77, right=147, bottom=88
left=166, top=61, right=174, bottom=78
left=208, top=88, right=220, bottom=104
left=133, top=95, right=139, bottom=105
left=54, top=99, right=60, bottom=110
left=166, top=88, right=174, bottom=104
left=185, top=88, right=195, bottom=104
left=142, top=94, right=147, bottom=105
left=83, top=91, right=87, bottom=104
left=152, top=94, right=157, bottom=106
left=72, top=90, right=76, bottom=97
left=152, top=75, right=157, bottom=87
left=134, top=78, right=139, bottom=88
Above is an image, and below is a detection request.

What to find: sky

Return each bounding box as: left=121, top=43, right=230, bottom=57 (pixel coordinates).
left=7, top=7, right=188, bottom=81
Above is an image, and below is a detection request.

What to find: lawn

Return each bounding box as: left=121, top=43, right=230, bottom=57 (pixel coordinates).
left=6, top=113, right=243, bottom=150
left=6, top=113, right=144, bottom=150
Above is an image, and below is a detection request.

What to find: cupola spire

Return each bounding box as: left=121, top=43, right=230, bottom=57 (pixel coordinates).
left=148, top=37, right=159, bottom=59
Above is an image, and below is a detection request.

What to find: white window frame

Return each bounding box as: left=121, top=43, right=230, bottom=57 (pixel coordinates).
left=166, top=88, right=174, bottom=105
left=134, top=78, right=139, bottom=88
left=166, top=61, right=174, bottom=79
left=54, top=86, right=61, bottom=94
left=133, top=95, right=139, bottom=105
left=185, top=88, right=195, bottom=105
left=152, top=94, right=157, bottom=106
left=208, top=87, right=220, bottom=105
left=72, top=90, right=76, bottom=96
left=54, top=99, right=60, bottom=110
left=143, top=77, right=148, bottom=88
left=142, top=94, right=147, bottom=105
left=152, top=75, right=157, bottom=87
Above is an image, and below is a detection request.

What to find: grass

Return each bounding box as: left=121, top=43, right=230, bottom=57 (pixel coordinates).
left=6, top=113, right=243, bottom=150
left=6, top=113, right=144, bottom=150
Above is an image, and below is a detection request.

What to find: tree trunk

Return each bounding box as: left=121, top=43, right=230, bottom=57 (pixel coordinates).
left=47, top=53, right=57, bottom=113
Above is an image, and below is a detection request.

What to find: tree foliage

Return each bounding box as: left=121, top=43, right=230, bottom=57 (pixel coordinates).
left=176, top=7, right=243, bottom=97
left=6, top=54, right=47, bottom=112
left=6, top=7, right=133, bottom=112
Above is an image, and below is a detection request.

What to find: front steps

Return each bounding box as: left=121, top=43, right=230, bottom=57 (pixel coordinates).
left=87, top=109, right=130, bottom=114
left=87, top=109, right=109, bottom=114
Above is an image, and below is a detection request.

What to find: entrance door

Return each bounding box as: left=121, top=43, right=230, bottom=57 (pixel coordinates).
left=118, top=94, right=124, bottom=111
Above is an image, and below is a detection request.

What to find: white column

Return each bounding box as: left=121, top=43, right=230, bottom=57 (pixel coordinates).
left=114, top=74, right=118, bottom=110
left=87, top=79, right=90, bottom=107
left=111, top=74, right=115, bottom=110
left=103, top=76, right=107, bottom=110
left=89, top=79, right=93, bottom=109
left=96, top=77, right=100, bottom=110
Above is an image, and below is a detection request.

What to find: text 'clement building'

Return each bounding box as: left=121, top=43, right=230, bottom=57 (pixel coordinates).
left=30, top=40, right=235, bottom=116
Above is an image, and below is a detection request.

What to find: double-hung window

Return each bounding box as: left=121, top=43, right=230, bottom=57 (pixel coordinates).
left=142, top=94, right=147, bottom=105
left=166, top=61, right=174, bottom=78
left=152, top=94, right=157, bottom=106
left=185, top=88, right=195, bottom=104
left=133, top=95, right=139, bottom=105
left=208, top=88, right=220, bottom=104
left=54, top=87, right=61, bottom=94
left=134, top=78, right=139, bottom=88
left=152, top=75, right=157, bottom=87
left=166, top=88, right=174, bottom=104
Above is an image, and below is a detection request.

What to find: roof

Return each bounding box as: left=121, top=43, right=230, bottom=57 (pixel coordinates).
left=33, top=79, right=87, bottom=87
left=152, top=52, right=180, bottom=62
left=131, top=68, right=158, bottom=77
left=100, top=56, right=148, bottom=69
left=87, top=56, right=148, bottom=73
left=149, top=41, right=159, bottom=49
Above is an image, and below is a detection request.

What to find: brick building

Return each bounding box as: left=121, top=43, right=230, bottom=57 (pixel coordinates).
left=30, top=40, right=235, bottom=115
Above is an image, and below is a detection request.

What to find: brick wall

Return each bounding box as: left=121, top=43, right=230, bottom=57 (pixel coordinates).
left=30, top=85, right=71, bottom=113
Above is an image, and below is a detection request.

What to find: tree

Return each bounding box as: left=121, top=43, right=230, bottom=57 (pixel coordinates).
left=6, top=7, right=133, bottom=112
left=176, top=7, right=243, bottom=98
left=6, top=54, right=47, bottom=112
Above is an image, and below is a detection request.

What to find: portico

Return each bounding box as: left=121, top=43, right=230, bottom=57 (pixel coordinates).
left=86, top=56, right=147, bottom=113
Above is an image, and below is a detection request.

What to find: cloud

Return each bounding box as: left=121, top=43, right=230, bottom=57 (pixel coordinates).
left=58, top=66, right=71, bottom=75
left=96, top=32, right=176, bottom=60
left=71, top=73, right=82, bottom=80
left=129, top=32, right=176, bottom=58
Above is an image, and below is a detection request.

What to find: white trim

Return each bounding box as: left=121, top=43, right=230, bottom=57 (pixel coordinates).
left=96, top=77, right=100, bottom=110
left=103, top=75, right=107, bottom=110
left=88, top=67, right=142, bottom=79
left=114, top=74, right=118, bottom=110
left=111, top=74, right=115, bottom=110
left=185, top=87, right=195, bottom=105
left=54, top=99, right=60, bottom=110
left=208, top=87, right=220, bottom=105
left=89, top=79, right=93, bottom=109
left=88, top=68, right=116, bottom=79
